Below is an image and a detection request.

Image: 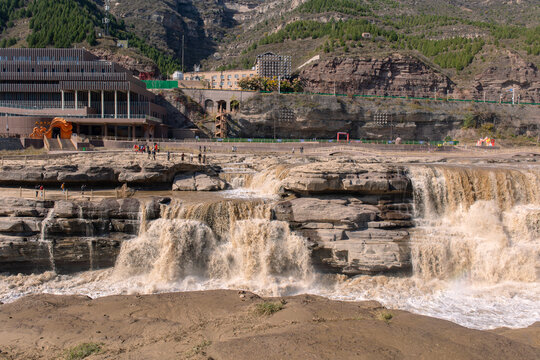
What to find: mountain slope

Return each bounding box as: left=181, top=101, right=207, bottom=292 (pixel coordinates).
left=0, top=0, right=538, bottom=99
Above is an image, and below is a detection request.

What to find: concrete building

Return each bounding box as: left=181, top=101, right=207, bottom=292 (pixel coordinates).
left=183, top=69, right=256, bottom=90
left=0, top=48, right=167, bottom=139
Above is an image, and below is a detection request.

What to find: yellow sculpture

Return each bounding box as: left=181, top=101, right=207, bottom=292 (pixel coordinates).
left=29, top=117, right=73, bottom=139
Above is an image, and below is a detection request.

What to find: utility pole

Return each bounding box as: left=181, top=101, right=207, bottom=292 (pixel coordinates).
left=103, top=1, right=111, bottom=36
left=181, top=35, right=185, bottom=72
left=512, top=88, right=515, bottom=105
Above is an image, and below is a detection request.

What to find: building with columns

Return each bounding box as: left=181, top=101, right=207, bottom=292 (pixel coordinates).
left=0, top=48, right=167, bottom=139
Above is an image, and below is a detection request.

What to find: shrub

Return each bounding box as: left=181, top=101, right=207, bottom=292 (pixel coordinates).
left=462, top=113, right=476, bottom=128
left=255, top=301, right=284, bottom=315
left=377, top=310, right=393, bottom=324
left=64, top=342, right=102, bottom=360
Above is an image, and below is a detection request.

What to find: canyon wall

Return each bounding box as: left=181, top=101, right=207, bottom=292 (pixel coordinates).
left=230, top=92, right=539, bottom=140
left=300, top=54, right=455, bottom=98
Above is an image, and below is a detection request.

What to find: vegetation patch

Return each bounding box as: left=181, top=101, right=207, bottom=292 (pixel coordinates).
left=377, top=310, right=394, bottom=324
left=64, top=342, right=102, bottom=360
left=255, top=301, right=284, bottom=316
left=185, top=339, right=211, bottom=358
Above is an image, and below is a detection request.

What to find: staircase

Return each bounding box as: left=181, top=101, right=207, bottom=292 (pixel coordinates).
left=58, top=138, right=76, bottom=151
left=44, top=136, right=75, bottom=151
left=215, top=113, right=228, bottom=138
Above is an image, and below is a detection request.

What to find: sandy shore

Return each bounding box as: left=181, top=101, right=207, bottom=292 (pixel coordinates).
left=0, top=290, right=539, bottom=360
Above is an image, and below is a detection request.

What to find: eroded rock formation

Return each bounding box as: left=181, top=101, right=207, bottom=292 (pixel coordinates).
left=300, top=54, right=455, bottom=97
left=0, top=197, right=163, bottom=273
left=274, top=162, right=413, bottom=275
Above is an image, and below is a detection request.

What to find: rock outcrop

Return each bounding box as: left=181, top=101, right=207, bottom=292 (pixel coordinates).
left=173, top=172, right=228, bottom=191
left=300, top=55, right=454, bottom=98
left=0, top=162, right=219, bottom=187
left=274, top=161, right=413, bottom=275
left=231, top=91, right=539, bottom=140
left=470, top=52, right=540, bottom=103
left=0, top=197, right=163, bottom=274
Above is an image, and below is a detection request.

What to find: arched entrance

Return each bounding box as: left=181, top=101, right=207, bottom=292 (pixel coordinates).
left=204, top=99, right=214, bottom=112
left=217, top=100, right=227, bottom=113
left=230, top=100, right=239, bottom=112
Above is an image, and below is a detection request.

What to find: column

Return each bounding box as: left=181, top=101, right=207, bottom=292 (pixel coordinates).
left=114, top=126, right=118, bottom=139
left=76, top=123, right=80, bottom=135
left=88, top=90, right=91, bottom=108
left=132, top=125, right=136, bottom=140
left=61, top=90, right=65, bottom=110
left=127, top=91, right=131, bottom=119
left=102, top=125, right=106, bottom=137
left=114, top=90, right=118, bottom=119
left=101, top=91, right=104, bottom=118
left=75, top=90, right=78, bottom=110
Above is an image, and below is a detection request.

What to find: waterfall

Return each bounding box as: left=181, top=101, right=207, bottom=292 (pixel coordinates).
left=408, top=165, right=540, bottom=283
left=39, top=208, right=56, bottom=273
left=161, top=198, right=272, bottom=238
left=114, top=219, right=218, bottom=282
left=112, top=217, right=312, bottom=295
left=244, top=164, right=291, bottom=195
left=138, top=201, right=148, bottom=235
left=209, top=219, right=313, bottom=291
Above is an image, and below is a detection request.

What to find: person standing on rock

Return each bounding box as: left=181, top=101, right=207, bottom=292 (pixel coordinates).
left=152, top=149, right=156, bottom=161
left=189, top=153, right=193, bottom=163
left=61, top=182, right=65, bottom=193
left=202, top=154, right=206, bottom=164
left=35, top=184, right=39, bottom=198
left=167, top=151, right=170, bottom=161
left=39, top=185, right=44, bottom=198
left=81, top=184, right=86, bottom=196
left=198, top=153, right=202, bottom=163
left=181, top=153, right=185, bottom=162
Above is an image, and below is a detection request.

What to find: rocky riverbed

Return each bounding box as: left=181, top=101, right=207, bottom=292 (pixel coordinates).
left=0, top=147, right=539, bottom=357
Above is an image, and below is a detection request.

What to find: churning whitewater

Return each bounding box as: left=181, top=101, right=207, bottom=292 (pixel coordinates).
left=0, top=164, right=539, bottom=330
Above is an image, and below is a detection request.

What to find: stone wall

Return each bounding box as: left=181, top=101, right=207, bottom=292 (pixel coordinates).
left=0, top=138, right=23, bottom=151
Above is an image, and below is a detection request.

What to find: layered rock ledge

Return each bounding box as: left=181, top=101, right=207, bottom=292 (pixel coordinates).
left=275, top=161, right=413, bottom=275
left=0, top=162, right=219, bottom=187
left=0, top=197, right=162, bottom=274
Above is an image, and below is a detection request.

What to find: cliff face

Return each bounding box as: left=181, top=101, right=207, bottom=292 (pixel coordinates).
left=300, top=55, right=455, bottom=98
left=469, top=52, right=540, bottom=103
left=230, top=93, right=539, bottom=140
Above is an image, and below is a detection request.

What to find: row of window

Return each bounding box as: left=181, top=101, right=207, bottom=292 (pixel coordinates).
left=211, top=81, right=240, bottom=87
left=186, top=74, right=254, bottom=81
left=0, top=56, right=81, bottom=62
left=2, top=68, right=107, bottom=73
